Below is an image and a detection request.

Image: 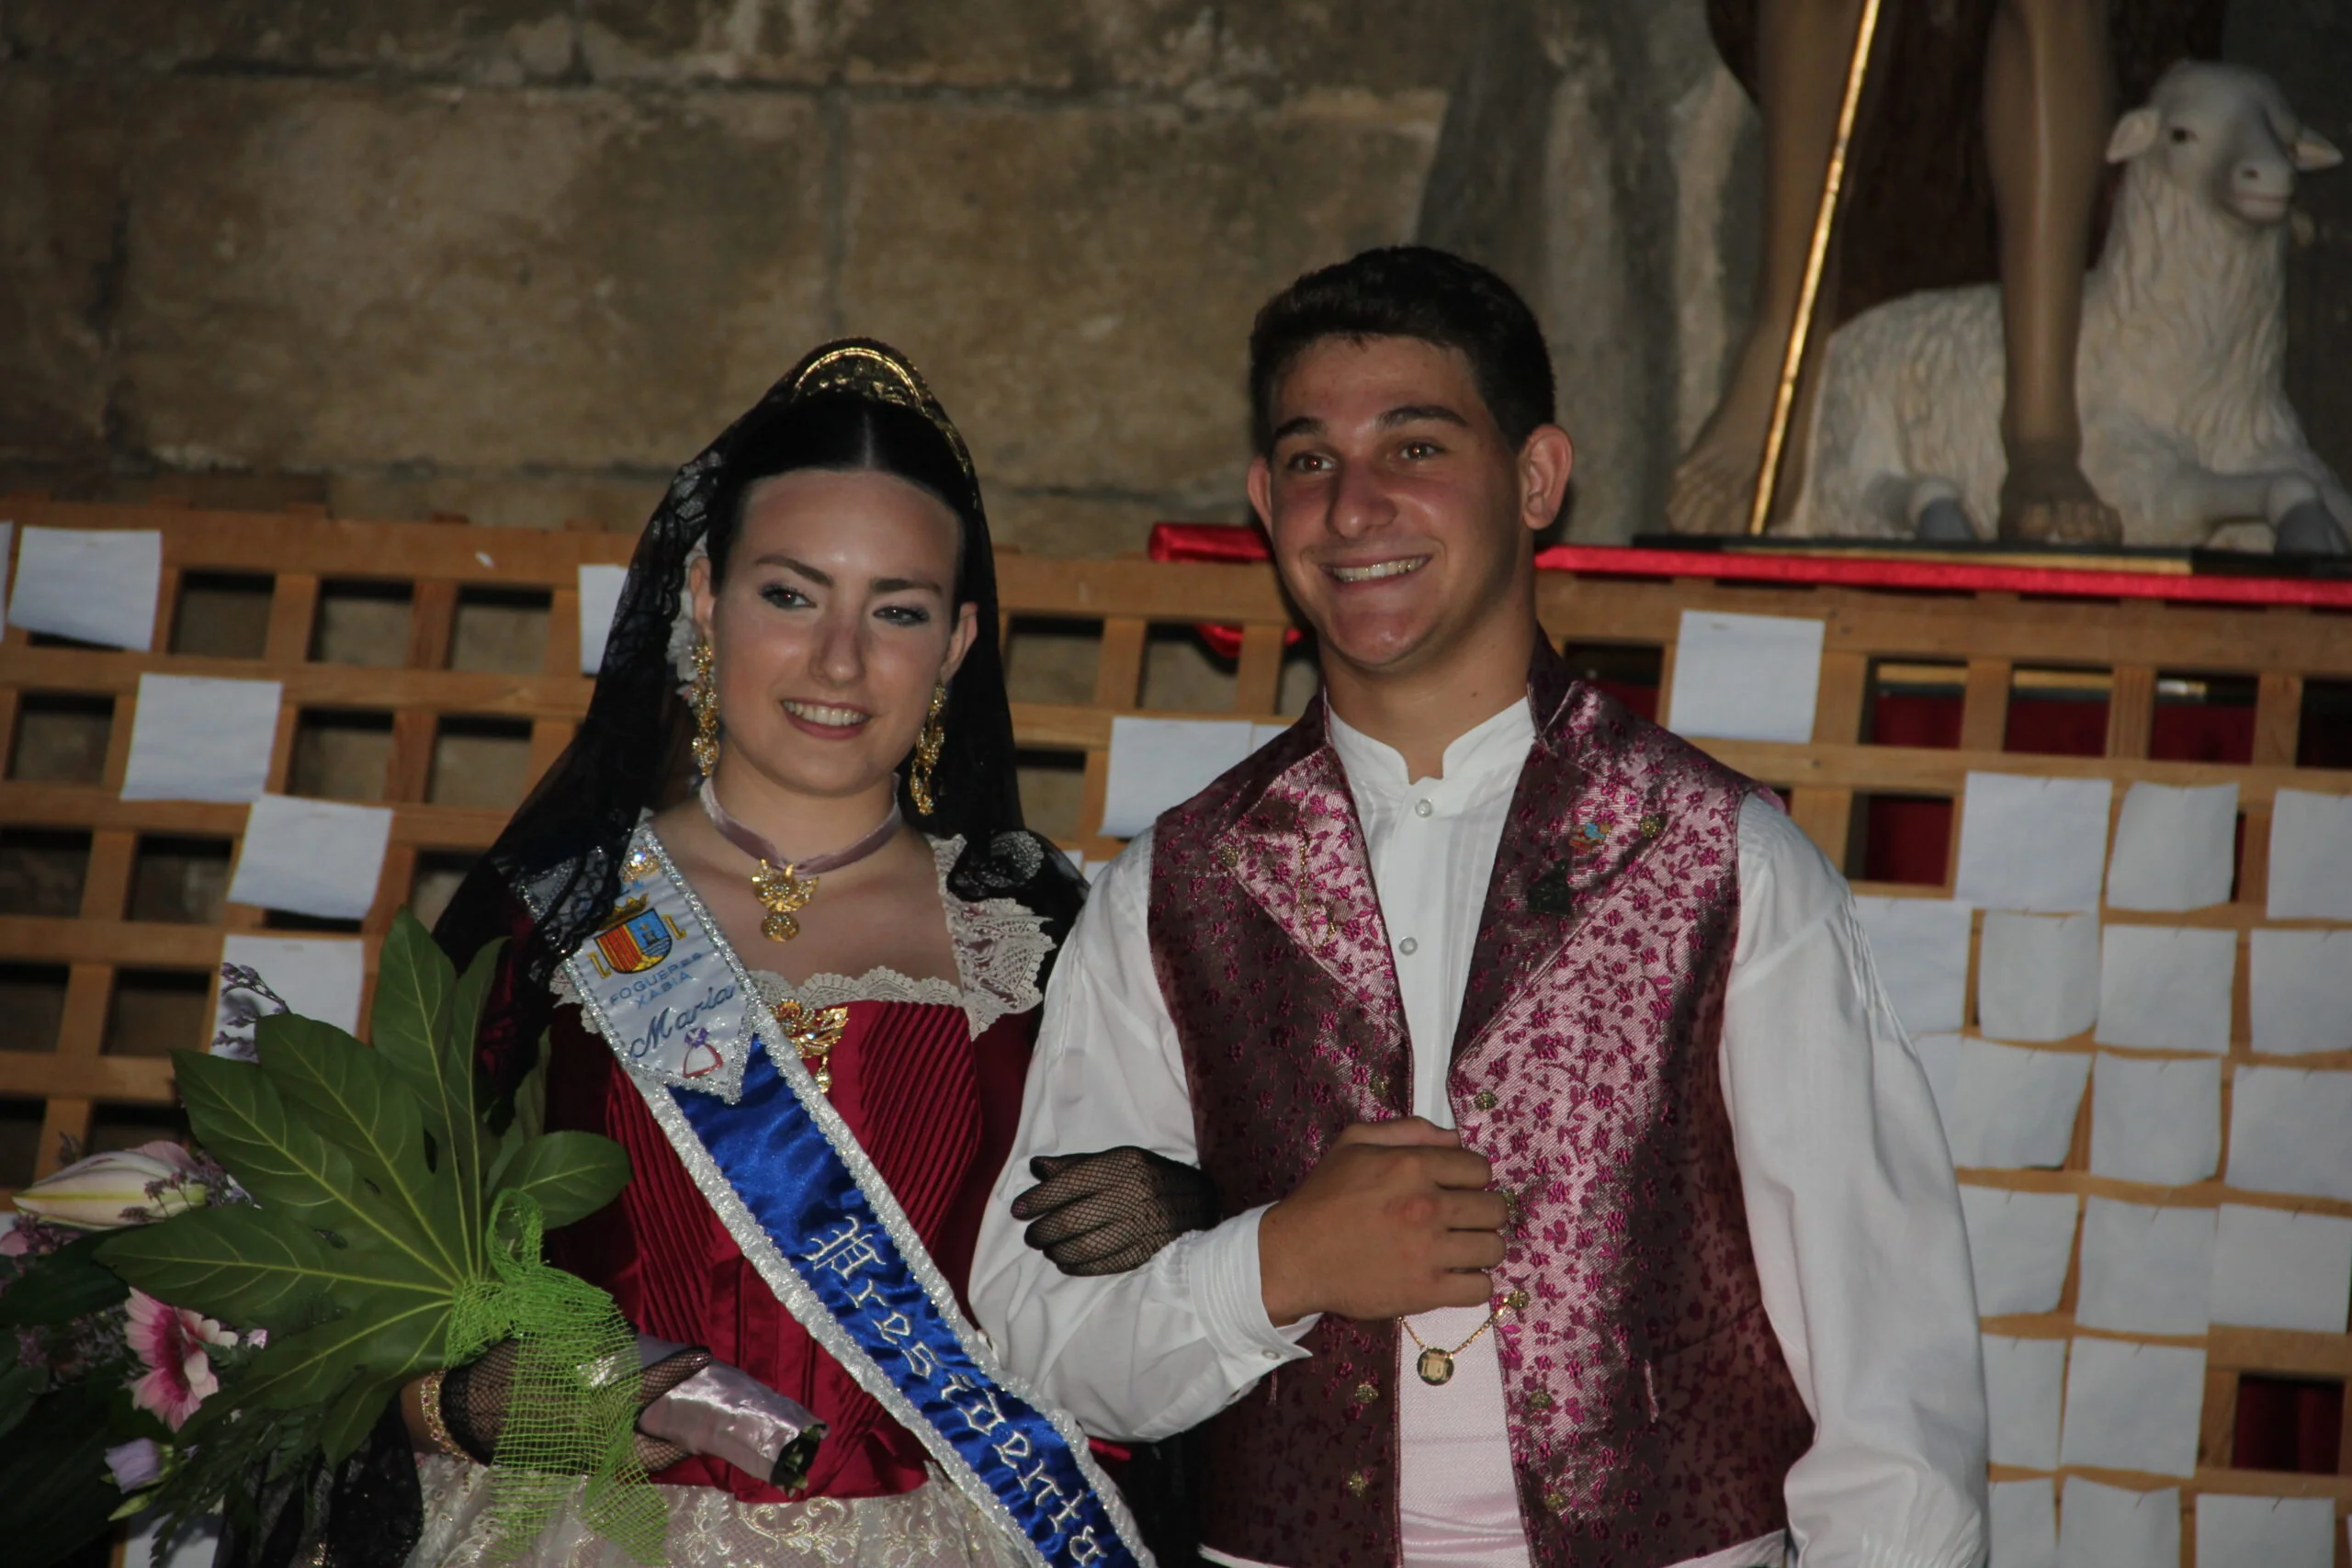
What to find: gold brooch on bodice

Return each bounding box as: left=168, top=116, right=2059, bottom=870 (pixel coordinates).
left=774, top=998, right=849, bottom=1092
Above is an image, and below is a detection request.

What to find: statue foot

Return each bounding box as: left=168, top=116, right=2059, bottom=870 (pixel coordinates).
left=1666, top=443, right=1760, bottom=536
left=1997, top=457, right=2123, bottom=545
left=1915, top=500, right=1978, bottom=543
left=2276, top=500, right=2351, bottom=557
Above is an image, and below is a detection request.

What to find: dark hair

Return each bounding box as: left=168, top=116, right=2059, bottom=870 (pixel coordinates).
left=1247, top=244, right=1556, bottom=453
left=702, top=393, right=974, bottom=588
left=433, top=343, right=1082, bottom=1085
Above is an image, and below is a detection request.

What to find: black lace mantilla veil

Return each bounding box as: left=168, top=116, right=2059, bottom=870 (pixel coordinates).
left=435, top=337, right=1086, bottom=1063
left=217, top=342, right=1086, bottom=1568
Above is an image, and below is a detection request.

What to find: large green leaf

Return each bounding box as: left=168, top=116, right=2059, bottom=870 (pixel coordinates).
left=508, top=1027, right=553, bottom=1145
left=255, top=1014, right=463, bottom=1280
left=0, top=1231, right=128, bottom=1327
left=192, top=1292, right=447, bottom=1423
left=95, top=1203, right=397, bottom=1334
left=369, top=909, right=455, bottom=1076
left=172, top=1051, right=453, bottom=1288
left=438, top=933, right=502, bottom=1261
left=0, top=1383, right=119, bottom=1568
left=361, top=915, right=489, bottom=1270
left=0, top=1360, right=38, bottom=1442
left=491, top=1130, right=632, bottom=1231
left=173, top=1051, right=361, bottom=1229
left=318, top=1371, right=402, bottom=1467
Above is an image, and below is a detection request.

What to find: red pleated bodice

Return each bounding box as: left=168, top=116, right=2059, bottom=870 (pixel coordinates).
left=541, top=991, right=1036, bottom=1503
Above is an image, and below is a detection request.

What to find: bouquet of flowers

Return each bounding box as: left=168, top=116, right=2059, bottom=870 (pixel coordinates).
left=0, top=912, right=652, bottom=1567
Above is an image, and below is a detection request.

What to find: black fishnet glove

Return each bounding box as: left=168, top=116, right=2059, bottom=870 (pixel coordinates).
left=1010, top=1146, right=1220, bottom=1276
left=439, top=1337, right=714, bottom=1473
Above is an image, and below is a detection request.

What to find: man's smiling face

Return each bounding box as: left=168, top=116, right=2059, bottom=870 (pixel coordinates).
left=1250, top=333, right=1540, bottom=682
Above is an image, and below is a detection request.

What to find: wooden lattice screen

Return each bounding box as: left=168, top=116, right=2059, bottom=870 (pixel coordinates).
left=4, top=500, right=2349, bottom=1561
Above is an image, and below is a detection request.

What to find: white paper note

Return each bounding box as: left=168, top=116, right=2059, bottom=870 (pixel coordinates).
left=6, top=525, right=164, bottom=650
left=2106, top=781, right=2238, bottom=912
left=0, top=521, right=12, bottom=635
left=1983, top=1334, right=2068, bottom=1469
left=1663, top=609, right=1825, bottom=743
left=2088, top=1053, right=2221, bottom=1187
left=2196, top=1493, right=2334, bottom=1568
left=119, top=674, right=283, bottom=803
left=1920, top=1038, right=2090, bottom=1169
left=2226, top=1066, right=2352, bottom=1201
left=1098, top=717, right=1257, bottom=838
left=577, top=564, right=628, bottom=675
left=224, top=794, right=394, bottom=921
left=1249, top=721, right=1292, bottom=751
left=1958, top=1185, right=2080, bottom=1316
left=2267, top=788, right=2352, bottom=921
left=2094, top=924, right=2234, bottom=1054
left=2058, top=1478, right=2179, bottom=1568
left=218, top=935, right=367, bottom=1039
left=1978, top=910, right=2101, bottom=1043
left=1989, top=1478, right=2058, bottom=1568
left=1854, top=897, right=1973, bottom=1036
left=2249, top=929, right=2352, bottom=1056
left=2074, top=1198, right=2215, bottom=1336
left=1953, top=773, right=2112, bottom=914
left=2058, top=1337, right=2204, bottom=1476
left=2210, top=1204, right=2352, bottom=1334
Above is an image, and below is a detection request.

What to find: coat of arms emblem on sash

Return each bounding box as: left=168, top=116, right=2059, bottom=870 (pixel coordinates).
left=590, top=896, right=684, bottom=976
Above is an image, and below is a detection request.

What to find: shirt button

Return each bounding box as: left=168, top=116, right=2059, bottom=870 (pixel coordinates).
left=1397, top=937, right=1419, bottom=956
left=1413, top=798, right=1434, bottom=818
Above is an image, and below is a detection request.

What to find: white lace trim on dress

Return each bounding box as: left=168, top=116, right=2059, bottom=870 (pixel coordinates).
left=550, top=835, right=1047, bottom=1040
left=407, top=1454, right=1028, bottom=1568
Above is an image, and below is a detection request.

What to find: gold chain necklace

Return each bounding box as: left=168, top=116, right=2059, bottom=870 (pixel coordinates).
left=1402, top=1309, right=1499, bottom=1386
left=697, top=780, right=902, bottom=942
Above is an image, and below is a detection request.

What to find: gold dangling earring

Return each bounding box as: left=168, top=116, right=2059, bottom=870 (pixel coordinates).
left=908, top=682, right=948, bottom=817
left=689, top=639, right=721, bottom=777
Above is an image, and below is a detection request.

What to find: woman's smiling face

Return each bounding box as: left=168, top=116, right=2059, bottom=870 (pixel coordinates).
left=691, top=467, right=976, bottom=807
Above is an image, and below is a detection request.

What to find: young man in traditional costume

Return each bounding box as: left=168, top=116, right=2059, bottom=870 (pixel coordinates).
left=972, top=247, right=1989, bottom=1568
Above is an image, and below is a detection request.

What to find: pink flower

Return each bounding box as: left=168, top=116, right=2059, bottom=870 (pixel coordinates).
left=124, top=1291, right=234, bottom=1432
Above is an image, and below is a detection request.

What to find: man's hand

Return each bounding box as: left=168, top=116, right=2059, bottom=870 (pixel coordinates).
left=1257, top=1117, right=1507, bottom=1325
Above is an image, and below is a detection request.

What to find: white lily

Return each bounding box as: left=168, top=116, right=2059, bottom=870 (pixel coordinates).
left=12, top=1142, right=208, bottom=1230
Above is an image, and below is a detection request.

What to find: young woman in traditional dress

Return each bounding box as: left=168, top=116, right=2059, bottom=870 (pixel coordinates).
left=402, top=341, right=1161, bottom=1568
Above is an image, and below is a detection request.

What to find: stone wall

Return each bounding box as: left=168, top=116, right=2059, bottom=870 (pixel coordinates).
left=1418, top=0, right=1759, bottom=545
left=0, top=1, right=1467, bottom=550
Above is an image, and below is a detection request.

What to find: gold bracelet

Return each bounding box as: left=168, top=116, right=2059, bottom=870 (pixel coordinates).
left=417, top=1369, right=468, bottom=1460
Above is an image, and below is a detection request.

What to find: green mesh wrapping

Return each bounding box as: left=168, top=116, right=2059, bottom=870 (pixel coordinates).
left=448, top=1190, right=668, bottom=1565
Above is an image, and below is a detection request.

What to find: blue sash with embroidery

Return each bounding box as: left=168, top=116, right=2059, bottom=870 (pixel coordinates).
left=560, top=829, right=1149, bottom=1568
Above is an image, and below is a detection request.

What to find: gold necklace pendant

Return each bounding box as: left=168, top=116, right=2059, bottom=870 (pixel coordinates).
left=1404, top=1306, right=1499, bottom=1387
left=752, top=860, right=817, bottom=942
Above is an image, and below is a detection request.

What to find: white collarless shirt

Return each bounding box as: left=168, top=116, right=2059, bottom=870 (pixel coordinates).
left=970, top=699, right=1988, bottom=1568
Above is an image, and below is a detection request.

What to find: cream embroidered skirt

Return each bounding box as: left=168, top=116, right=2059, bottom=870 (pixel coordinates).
left=408, top=1456, right=1028, bottom=1568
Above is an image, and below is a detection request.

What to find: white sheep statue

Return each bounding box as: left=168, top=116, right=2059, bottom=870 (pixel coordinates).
left=1786, top=62, right=2349, bottom=554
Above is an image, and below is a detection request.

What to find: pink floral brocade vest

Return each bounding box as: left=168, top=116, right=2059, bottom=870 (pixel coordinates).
left=1147, top=650, right=1814, bottom=1568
